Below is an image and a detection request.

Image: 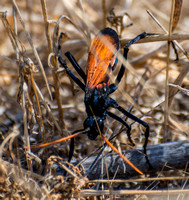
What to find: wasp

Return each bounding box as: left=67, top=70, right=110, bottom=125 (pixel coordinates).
left=58, top=28, right=150, bottom=174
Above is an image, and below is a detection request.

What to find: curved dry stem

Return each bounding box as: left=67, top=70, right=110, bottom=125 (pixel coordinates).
left=12, top=0, right=52, bottom=100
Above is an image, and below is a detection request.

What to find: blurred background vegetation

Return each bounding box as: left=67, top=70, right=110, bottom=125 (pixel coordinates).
left=0, top=0, right=189, bottom=199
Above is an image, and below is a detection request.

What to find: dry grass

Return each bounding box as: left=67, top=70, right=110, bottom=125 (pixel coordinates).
left=0, top=0, right=189, bottom=199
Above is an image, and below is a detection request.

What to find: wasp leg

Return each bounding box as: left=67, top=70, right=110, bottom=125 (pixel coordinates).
left=107, top=98, right=149, bottom=157
left=171, top=41, right=179, bottom=61
left=68, top=134, right=75, bottom=163
left=117, top=32, right=147, bottom=83
left=109, top=32, right=147, bottom=94
left=58, top=53, right=86, bottom=91
left=107, top=111, right=135, bottom=146
left=58, top=33, right=86, bottom=91
left=117, top=105, right=149, bottom=156
left=65, top=51, right=87, bottom=82
left=68, top=128, right=90, bottom=163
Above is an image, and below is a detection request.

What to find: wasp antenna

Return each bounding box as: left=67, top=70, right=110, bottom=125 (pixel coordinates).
left=58, top=32, right=63, bottom=56
left=58, top=32, right=68, bottom=57
left=101, top=135, right=143, bottom=175
left=24, top=131, right=82, bottom=149
left=125, top=32, right=146, bottom=48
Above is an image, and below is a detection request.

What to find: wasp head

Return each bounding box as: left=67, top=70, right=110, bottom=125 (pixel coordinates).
left=83, top=116, right=105, bottom=140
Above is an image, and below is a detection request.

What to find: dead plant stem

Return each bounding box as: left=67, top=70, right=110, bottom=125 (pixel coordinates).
left=30, top=73, right=45, bottom=140
left=41, top=0, right=65, bottom=128
left=12, top=0, right=52, bottom=100
left=22, top=82, right=32, bottom=171
left=163, top=0, right=175, bottom=142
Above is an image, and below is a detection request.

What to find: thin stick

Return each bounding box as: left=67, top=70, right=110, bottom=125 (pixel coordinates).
left=169, top=83, right=189, bottom=96
left=40, top=0, right=53, bottom=52
left=163, top=0, right=175, bottom=142
left=90, top=175, right=189, bottom=183
left=120, top=33, right=189, bottom=46
left=81, top=189, right=189, bottom=197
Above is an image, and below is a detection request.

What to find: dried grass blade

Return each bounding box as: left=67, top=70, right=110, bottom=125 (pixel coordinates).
left=172, top=0, right=183, bottom=31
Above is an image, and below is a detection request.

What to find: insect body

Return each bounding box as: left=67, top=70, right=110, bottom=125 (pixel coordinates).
left=84, top=28, right=120, bottom=140
left=58, top=28, right=149, bottom=167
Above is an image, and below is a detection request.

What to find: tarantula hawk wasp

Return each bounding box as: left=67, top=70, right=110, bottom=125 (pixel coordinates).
left=57, top=27, right=150, bottom=174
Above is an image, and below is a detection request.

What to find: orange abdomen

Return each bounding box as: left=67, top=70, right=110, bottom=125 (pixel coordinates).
left=86, top=28, right=120, bottom=90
